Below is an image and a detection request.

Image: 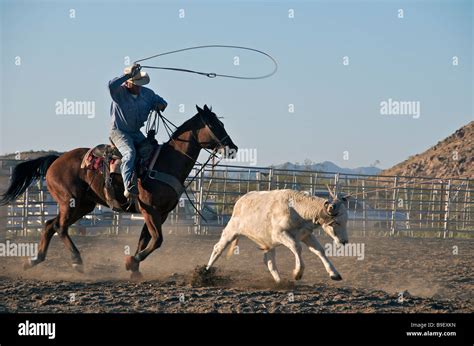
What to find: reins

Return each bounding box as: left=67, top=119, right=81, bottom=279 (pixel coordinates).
left=145, top=110, right=223, bottom=223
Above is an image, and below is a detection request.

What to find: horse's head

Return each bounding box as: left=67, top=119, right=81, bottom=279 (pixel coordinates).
left=195, top=104, right=238, bottom=157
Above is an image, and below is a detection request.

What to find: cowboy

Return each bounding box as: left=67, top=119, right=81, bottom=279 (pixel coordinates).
left=108, top=63, right=168, bottom=199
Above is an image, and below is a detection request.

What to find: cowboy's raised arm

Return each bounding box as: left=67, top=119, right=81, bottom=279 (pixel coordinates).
left=108, top=73, right=131, bottom=100
left=108, top=64, right=140, bottom=100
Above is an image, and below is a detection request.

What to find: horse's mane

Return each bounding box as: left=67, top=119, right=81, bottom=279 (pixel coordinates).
left=166, top=113, right=200, bottom=142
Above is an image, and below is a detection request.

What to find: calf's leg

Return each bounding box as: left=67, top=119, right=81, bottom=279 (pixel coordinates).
left=263, top=248, right=281, bottom=283
left=274, top=230, right=304, bottom=280
left=206, top=222, right=238, bottom=270
left=302, top=233, right=342, bottom=280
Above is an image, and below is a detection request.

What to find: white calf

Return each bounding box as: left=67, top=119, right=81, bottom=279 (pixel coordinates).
left=206, top=189, right=349, bottom=282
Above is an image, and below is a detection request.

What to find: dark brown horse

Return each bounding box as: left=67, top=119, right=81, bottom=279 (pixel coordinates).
left=0, top=105, right=238, bottom=279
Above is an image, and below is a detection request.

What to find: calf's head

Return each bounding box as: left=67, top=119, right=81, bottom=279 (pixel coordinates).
left=320, top=198, right=349, bottom=246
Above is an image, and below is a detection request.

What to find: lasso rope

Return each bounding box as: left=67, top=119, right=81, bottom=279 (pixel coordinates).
left=134, top=45, right=278, bottom=80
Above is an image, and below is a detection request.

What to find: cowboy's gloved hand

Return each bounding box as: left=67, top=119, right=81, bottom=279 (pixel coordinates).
left=155, top=103, right=167, bottom=112
left=129, top=63, right=141, bottom=77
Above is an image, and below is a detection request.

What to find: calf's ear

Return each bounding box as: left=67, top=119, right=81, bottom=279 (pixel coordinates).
left=341, top=195, right=352, bottom=202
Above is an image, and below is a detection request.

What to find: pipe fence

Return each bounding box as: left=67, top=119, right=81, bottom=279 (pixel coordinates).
left=1, top=159, right=472, bottom=239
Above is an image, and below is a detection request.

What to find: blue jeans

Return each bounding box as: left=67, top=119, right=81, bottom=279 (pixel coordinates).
left=109, top=128, right=146, bottom=191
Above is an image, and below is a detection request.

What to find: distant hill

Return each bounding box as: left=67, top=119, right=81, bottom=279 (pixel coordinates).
left=273, top=161, right=382, bottom=175
left=381, top=121, right=473, bottom=179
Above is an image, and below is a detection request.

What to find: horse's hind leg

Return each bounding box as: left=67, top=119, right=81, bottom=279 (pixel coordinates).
left=24, top=199, right=94, bottom=271
left=59, top=230, right=83, bottom=272
left=206, top=222, right=238, bottom=270
left=24, top=217, right=58, bottom=270
left=56, top=201, right=96, bottom=272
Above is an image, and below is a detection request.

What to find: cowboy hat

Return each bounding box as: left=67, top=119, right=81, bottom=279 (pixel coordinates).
left=124, top=66, right=150, bottom=86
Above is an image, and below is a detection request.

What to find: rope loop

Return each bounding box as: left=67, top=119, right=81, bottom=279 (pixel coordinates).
left=134, top=45, right=278, bottom=80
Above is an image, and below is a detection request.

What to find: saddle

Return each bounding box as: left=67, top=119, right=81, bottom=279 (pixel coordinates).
left=81, top=138, right=159, bottom=211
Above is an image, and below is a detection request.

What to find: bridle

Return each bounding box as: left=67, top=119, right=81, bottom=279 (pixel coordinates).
left=197, top=113, right=229, bottom=149
left=149, top=110, right=230, bottom=158
left=148, top=109, right=232, bottom=182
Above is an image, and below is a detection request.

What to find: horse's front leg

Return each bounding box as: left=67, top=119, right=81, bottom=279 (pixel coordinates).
left=125, top=224, right=150, bottom=280
left=125, top=207, right=163, bottom=280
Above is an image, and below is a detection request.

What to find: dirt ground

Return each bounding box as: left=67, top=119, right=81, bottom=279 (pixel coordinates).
left=0, top=231, right=472, bottom=313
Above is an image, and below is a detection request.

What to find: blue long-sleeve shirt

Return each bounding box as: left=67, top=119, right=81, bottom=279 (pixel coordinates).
left=108, top=74, right=167, bottom=133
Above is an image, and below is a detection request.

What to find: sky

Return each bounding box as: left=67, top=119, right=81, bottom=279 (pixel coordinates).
left=0, top=0, right=472, bottom=169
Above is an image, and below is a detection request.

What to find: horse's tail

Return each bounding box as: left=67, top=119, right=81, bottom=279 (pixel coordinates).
left=226, top=238, right=239, bottom=259
left=0, top=155, right=59, bottom=206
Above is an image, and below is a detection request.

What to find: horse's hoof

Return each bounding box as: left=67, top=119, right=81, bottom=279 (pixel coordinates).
left=125, top=256, right=139, bottom=272
left=72, top=263, right=84, bottom=273
left=130, top=271, right=143, bottom=281
left=330, top=273, right=342, bottom=281
left=293, top=270, right=304, bottom=281
left=23, top=259, right=36, bottom=271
